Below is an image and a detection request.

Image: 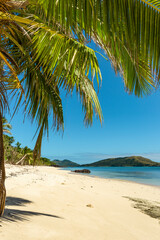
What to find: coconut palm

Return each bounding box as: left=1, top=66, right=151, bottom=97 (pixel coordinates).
left=2, top=117, right=12, bottom=135
left=0, top=111, right=6, bottom=216
left=0, top=0, right=160, bottom=216
left=6, top=0, right=159, bottom=160
left=0, top=0, right=103, bottom=216
left=2, top=0, right=160, bottom=96
left=22, top=0, right=159, bottom=96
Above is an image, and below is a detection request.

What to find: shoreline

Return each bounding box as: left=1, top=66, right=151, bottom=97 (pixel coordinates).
left=62, top=167, right=160, bottom=188
left=1, top=164, right=160, bottom=240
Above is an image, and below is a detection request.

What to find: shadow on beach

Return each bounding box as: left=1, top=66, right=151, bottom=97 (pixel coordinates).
left=0, top=196, right=62, bottom=223
left=124, top=196, right=160, bottom=221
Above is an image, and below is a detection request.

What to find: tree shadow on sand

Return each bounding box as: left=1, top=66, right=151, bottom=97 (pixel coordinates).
left=0, top=196, right=62, bottom=223
left=124, top=196, right=160, bottom=221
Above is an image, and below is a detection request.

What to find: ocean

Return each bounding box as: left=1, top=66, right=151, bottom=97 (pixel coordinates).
left=63, top=166, right=160, bottom=186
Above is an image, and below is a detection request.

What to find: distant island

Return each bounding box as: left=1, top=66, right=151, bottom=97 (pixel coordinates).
left=52, top=156, right=160, bottom=167
left=52, top=159, right=80, bottom=167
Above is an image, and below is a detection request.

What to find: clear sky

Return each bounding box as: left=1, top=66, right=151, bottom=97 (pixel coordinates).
left=6, top=43, right=160, bottom=164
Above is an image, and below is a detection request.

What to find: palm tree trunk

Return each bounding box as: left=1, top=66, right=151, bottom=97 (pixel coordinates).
left=16, top=153, right=28, bottom=165
left=0, top=111, right=6, bottom=216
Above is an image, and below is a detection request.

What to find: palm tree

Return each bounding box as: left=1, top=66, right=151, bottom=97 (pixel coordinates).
left=15, top=0, right=159, bottom=96
left=0, top=0, right=103, bottom=215
left=2, top=117, right=12, bottom=135
left=15, top=141, right=21, bottom=152
left=0, top=112, right=6, bottom=216
left=0, top=0, right=159, bottom=216
left=16, top=146, right=33, bottom=165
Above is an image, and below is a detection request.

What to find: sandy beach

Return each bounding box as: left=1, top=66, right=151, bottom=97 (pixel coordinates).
left=0, top=164, right=160, bottom=240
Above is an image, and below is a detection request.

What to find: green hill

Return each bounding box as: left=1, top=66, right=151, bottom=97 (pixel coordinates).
left=52, top=159, right=80, bottom=167
left=82, top=156, right=160, bottom=167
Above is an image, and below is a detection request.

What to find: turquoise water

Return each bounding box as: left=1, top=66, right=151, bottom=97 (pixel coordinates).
left=63, top=166, right=160, bottom=186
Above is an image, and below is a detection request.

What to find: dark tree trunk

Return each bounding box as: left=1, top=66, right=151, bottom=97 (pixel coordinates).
left=0, top=110, right=6, bottom=216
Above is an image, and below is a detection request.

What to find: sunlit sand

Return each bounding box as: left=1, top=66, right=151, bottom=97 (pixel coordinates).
left=0, top=164, right=160, bottom=240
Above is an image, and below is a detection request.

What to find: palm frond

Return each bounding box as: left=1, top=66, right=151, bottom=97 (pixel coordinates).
left=22, top=63, right=64, bottom=159
left=31, top=28, right=101, bottom=85
left=30, top=0, right=160, bottom=96
left=0, top=79, right=8, bottom=113
left=1, top=0, right=160, bottom=163
left=141, top=0, right=160, bottom=11
left=2, top=117, right=12, bottom=129
left=75, top=75, right=103, bottom=126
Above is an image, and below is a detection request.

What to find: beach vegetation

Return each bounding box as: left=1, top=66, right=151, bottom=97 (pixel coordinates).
left=3, top=133, right=53, bottom=166
left=2, top=117, right=12, bottom=135
left=82, top=156, right=160, bottom=167
left=0, top=0, right=160, bottom=216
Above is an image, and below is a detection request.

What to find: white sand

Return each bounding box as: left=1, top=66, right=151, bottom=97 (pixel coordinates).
left=0, top=164, right=160, bottom=240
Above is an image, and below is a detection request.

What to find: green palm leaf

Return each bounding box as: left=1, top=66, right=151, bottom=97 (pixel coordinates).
left=2, top=117, right=12, bottom=135
left=0, top=0, right=160, bottom=216
left=31, top=0, right=159, bottom=96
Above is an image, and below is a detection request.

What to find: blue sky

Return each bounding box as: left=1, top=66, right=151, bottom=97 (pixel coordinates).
left=6, top=43, right=160, bottom=164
